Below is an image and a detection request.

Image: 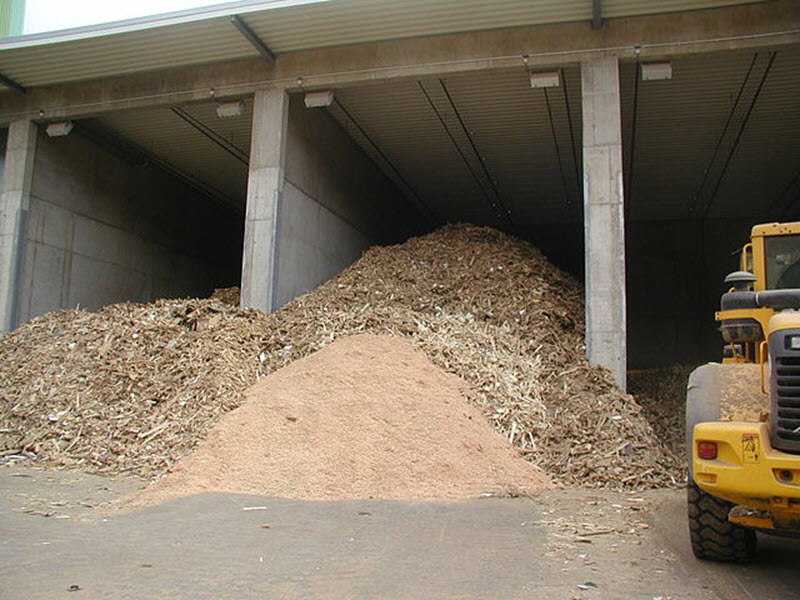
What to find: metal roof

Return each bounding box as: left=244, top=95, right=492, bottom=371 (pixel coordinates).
left=327, top=46, right=800, bottom=225
left=328, top=68, right=584, bottom=226
left=83, top=44, right=799, bottom=225
left=0, top=0, right=767, bottom=90
left=621, top=45, right=800, bottom=221
left=91, top=101, right=252, bottom=205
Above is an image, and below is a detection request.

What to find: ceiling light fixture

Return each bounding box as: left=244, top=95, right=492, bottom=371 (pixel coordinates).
left=641, top=62, right=673, bottom=81
left=216, top=100, right=245, bottom=118
left=530, top=71, right=560, bottom=88
left=304, top=90, right=334, bottom=108
left=45, top=121, right=74, bottom=137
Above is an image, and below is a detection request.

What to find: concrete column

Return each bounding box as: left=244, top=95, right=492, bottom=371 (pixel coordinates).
left=0, top=120, right=37, bottom=333
left=581, top=54, right=627, bottom=389
left=240, top=88, right=289, bottom=312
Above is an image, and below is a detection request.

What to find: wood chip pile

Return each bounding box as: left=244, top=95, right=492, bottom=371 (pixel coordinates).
left=0, top=224, right=680, bottom=489
left=627, top=365, right=696, bottom=459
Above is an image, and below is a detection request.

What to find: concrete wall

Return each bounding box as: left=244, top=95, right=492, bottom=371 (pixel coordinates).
left=273, top=95, right=416, bottom=307
left=15, top=127, right=242, bottom=324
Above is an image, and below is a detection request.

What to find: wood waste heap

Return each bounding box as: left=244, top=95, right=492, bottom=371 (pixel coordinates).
left=0, top=224, right=681, bottom=501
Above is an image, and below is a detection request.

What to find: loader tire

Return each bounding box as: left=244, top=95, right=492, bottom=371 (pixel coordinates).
left=687, top=480, right=757, bottom=562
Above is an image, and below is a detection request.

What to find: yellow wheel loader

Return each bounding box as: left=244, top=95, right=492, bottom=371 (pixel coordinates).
left=687, top=222, right=800, bottom=561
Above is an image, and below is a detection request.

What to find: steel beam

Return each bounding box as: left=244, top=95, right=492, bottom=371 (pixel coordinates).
left=0, top=73, right=26, bottom=94
left=230, top=15, right=276, bottom=64
left=592, top=0, right=603, bottom=30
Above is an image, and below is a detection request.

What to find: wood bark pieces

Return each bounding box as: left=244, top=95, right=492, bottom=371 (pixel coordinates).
left=0, top=224, right=680, bottom=489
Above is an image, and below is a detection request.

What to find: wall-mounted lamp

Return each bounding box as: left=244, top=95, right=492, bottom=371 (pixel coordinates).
left=530, top=71, right=560, bottom=88
left=46, top=121, right=74, bottom=137
left=216, top=100, right=245, bottom=118
left=641, top=62, right=673, bottom=81
left=304, top=90, right=334, bottom=108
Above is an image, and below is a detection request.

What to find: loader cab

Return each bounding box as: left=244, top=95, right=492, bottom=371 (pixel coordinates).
left=746, top=222, right=800, bottom=291
left=718, top=222, right=800, bottom=363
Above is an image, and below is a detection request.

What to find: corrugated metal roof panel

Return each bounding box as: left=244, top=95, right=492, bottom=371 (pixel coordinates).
left=0, top=20, right=252, bottom=87
left=328, top=66, right=585, bottom=226
left=244, top=0, right=592, bottom=51
left=622, top=46, right=800, bottom=222
left=81, top=42, right=798, bottom=227
left=712, top=46, right=800, bottom=220
left=622, top=50, right=756, bottom=221
left=0, top=0, right=768, bottom=89
left=331, top=78, right=500, bottom=224
left=93, top=100, right=252, bottom=204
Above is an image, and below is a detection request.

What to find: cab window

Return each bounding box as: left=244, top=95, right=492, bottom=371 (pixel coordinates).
left=765, top=234, right=800, bottom=289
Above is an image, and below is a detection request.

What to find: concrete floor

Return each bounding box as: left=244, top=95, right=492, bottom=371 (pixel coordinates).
left=1, top=466, right=798, bottom=600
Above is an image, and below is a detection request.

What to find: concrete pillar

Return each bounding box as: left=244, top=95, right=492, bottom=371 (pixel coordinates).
left=0, top=120, right=37, bottom=333
left=581, top=54, right=627, bottom=389
left=240, top=88, right=289, bottom=312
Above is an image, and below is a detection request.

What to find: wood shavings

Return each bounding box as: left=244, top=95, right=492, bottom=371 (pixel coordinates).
left=719, top=364, right=768, bottom=422
left=0, top=224, right=680, bottom=489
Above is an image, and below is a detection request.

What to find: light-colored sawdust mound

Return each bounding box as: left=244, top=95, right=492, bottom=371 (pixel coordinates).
left=124, top=334, right=550, bottom=505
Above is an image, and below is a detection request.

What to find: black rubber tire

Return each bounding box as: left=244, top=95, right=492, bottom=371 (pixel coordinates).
left=686, top=364, right=759, bottom=562
left=687, top=480, right=757, bottom=562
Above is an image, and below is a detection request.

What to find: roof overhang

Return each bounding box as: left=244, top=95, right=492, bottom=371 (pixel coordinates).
left=0, top=0, right=773, bottom=91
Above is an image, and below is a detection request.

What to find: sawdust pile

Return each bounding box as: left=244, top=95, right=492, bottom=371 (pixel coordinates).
left=0, top=224, right=680, bottom=489
left=125, top=335, right=551, bottom=505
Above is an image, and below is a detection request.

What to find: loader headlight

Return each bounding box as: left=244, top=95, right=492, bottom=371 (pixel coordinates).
left=786, top=335, right=800, bottom=350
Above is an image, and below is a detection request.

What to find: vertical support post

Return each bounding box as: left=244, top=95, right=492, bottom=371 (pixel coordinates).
left=0, top=119, right=37, bottom=333
left=581, top=54, right=627, bottom=389
left=240, top=88, right=289, bottom=312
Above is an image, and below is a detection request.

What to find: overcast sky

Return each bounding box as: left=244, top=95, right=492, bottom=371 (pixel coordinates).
left=23, top=0, right=226, bottom=34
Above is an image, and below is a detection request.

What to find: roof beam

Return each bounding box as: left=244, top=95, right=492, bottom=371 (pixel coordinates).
left=592, top=0, right=603, bottom=30
left=230, top=14, right=275, bottom=64
left=0, top=72, right=26, bottom=94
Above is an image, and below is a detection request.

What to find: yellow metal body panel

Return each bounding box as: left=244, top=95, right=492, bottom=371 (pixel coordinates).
left=692, top=421, right=800, bottom=532
left=750, top=222, right=800, bottom=238
left=749, top=221, right=800, bottom=292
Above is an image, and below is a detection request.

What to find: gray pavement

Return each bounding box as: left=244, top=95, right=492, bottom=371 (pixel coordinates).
left=0, top=467, right=797, bottom=599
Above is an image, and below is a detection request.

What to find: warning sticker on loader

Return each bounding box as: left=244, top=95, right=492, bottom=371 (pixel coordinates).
left=742, top=433, right=761, bottom=464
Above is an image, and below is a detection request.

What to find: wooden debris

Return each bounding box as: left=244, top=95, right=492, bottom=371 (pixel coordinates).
left=0, top=224, right=680, bottom=489
left=628, top=365, right=694, bottom=460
